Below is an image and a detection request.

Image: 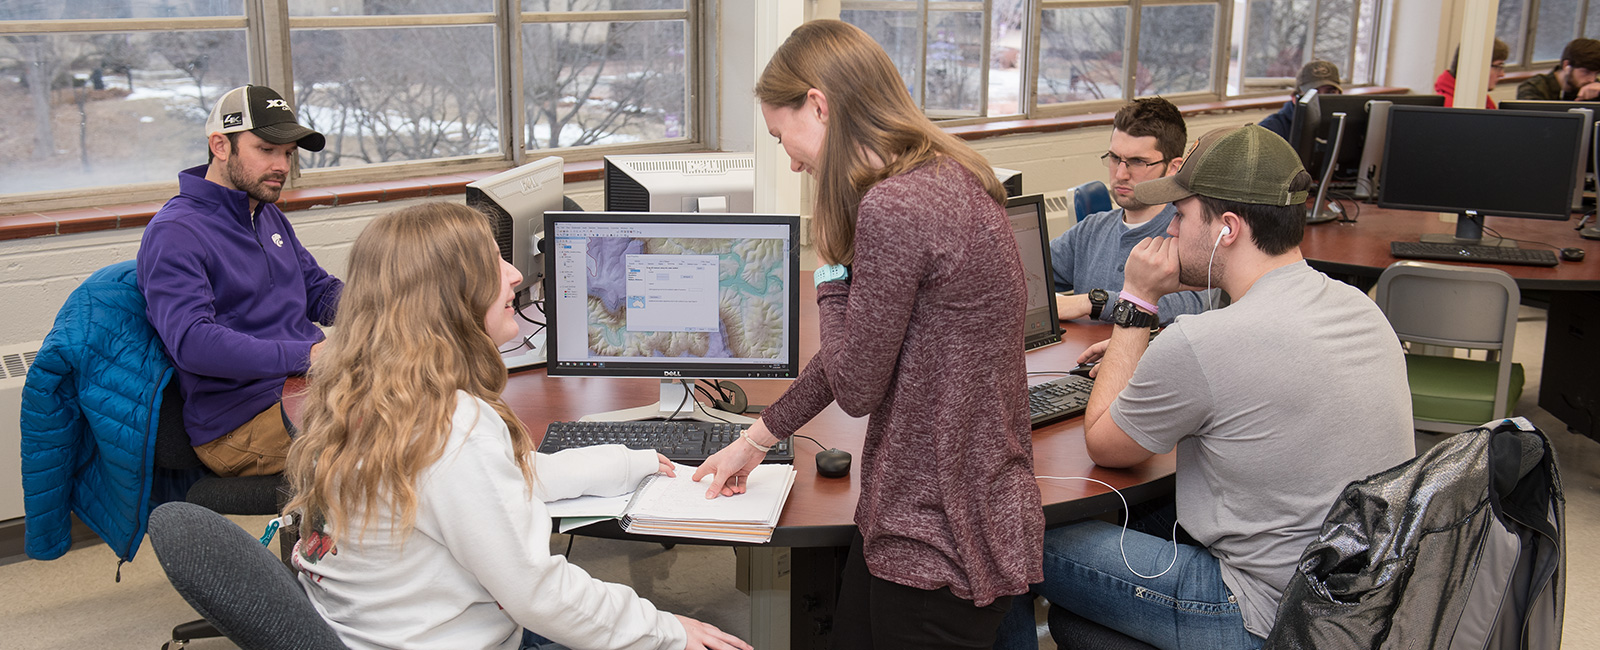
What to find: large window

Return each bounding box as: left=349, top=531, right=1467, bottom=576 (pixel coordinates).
left=0, top=0, right=697, bottom=207
left=842, top=0, right=1383, bottom=120
left=1499, top=0, right=1600, bottom=69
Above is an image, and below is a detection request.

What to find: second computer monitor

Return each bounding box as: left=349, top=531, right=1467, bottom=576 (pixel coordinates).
left=604, top=153, right=756, bottom=213
left=1289, top=93, right=1446, bottom=184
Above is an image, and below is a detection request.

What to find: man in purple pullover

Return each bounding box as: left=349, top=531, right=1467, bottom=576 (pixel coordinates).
left=137, top=85, right=340, bottom=477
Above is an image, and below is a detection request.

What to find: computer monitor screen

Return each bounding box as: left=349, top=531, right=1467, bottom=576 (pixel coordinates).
left=1007, top=194, right=1063, bottom=349
left=544, top=211, right=801, bottom=380
left=1379, top=105, right=1583, bottom=241
left=466, top=155, right=564, bottom=298
left=604, top=153, right=756, bottom=213
left=1289, top=93, right=1446, bottom=184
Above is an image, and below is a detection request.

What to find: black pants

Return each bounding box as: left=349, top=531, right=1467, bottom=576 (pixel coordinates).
left=834, top=533, right=1014, bottom=649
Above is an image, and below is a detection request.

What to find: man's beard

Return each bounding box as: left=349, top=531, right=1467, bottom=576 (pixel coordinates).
left=1178, top=250, right=1219, bottom=289
left=1114, top=192, right=1154, bottom=212
left=227, top=156, right=284, bottom=205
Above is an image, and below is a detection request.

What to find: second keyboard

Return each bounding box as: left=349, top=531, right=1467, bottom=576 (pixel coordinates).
left=1390, top=241, right=1559, bottom=267
left=539, top=420, right=794, bottom=464
left=1030, top=375, right=1095, bottom=428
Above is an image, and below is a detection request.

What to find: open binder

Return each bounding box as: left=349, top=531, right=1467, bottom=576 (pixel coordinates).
left=546, top=463, right=796, bottom=544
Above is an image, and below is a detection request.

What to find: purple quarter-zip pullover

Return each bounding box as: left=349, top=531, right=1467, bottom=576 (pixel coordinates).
left=137, top=165, right=342, bottom=446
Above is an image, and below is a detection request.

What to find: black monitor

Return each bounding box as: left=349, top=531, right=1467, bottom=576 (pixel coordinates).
left=1007, top=193, right=1063, bottom=349
left=603, top=153, right=756, bottom=213
left=1498, top=100, right=1598, bottom=211
left=1379, top=105, right=1584, bottom=245
left=1288, top=93, right=1446, bottom=185
left=543, top=211, right=801, bottom=422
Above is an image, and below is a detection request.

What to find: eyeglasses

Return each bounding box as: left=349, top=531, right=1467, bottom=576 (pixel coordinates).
left=1101, top=152, right=1167, bottom=171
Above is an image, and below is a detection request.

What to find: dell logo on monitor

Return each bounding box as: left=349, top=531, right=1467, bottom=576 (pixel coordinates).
left=683, top=161, right=722, bottom=175
left=663, top=370, right=682, bottom=377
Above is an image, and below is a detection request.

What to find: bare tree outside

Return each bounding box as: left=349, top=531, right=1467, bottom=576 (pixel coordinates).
left=522, top=17, right=686, bottom=150
left=1246, top=0, right=1313, bottom=78
left=1137, top=4, right=1216, bottom=96
left=841, top=9, right=921, bottom=103
left=1038, top=6, right=1127, bottom=104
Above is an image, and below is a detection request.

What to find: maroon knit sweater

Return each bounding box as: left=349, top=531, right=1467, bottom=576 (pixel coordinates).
left=761, top=159, right=1043, bottom=606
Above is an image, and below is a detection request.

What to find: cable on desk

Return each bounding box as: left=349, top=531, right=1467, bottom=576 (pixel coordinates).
left=516, top=300, right=545, bottom=326
left=1480, top=223, right=1563, bottom=252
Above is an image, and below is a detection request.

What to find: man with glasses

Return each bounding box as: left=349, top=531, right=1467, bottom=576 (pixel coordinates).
left=1436, top=39, right=1510, bottom=108
left=1049, top=97, right=1213, bottom=326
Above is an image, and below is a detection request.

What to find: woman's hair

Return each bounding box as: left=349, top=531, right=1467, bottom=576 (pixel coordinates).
left=755, top=19, right=1006, bottom=266
left=284, top=201, right=533, bottom=545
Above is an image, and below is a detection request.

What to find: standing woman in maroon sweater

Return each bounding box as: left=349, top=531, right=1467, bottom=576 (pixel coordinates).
left=691, top=19, right=1043, bottom=649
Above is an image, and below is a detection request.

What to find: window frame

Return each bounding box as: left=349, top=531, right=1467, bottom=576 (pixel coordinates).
left=0, top=1, right=707, bottom=214
left=1499, top=0, right=1595, bottom=71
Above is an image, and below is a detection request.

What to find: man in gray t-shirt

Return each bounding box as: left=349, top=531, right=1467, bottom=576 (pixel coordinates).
left=994, top=125, right=1414, bottom=650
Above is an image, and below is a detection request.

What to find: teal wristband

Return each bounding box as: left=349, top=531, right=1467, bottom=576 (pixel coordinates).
left=814, top=264, right=849, bottom=287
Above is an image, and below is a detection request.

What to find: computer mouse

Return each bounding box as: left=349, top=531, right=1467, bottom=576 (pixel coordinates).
left=1561, top=247, right=1586, bottom=262
left=815, top=448, right=852, bottom=478
left=1067, top=362, right=1098, bottom=378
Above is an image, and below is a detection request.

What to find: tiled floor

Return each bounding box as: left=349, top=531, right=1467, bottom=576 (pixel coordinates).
left=1, top=307, right=1595, bottom=649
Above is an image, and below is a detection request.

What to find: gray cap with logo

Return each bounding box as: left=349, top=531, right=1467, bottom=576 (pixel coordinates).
left=1132, top=124, right=1313, bottom=207
left=205, top=85, right=326, bottom=152
left=1296, top=60, right=1343, bottom=95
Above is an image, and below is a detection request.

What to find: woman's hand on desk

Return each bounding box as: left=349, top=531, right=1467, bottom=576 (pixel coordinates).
left=691, top=420, right=775, bottom=499
left=676, top=615, right=753, bottom=650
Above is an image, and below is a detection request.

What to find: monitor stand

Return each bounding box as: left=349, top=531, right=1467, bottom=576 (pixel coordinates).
left=1308, top=112, right=1348, bottom=225
left=1419, top=211, right=1513, bottom=247
left=579, top=379, right=755, bottom=423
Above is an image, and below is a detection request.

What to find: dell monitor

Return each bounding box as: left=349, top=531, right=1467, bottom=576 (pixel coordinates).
left=1379, top=105, right=1584, bottom=245
left=603, top=153, right=756, bottom=213
left=1498, top=100, right=1598, bottom=211
left=544, top=211, right=801, bottom=422
left=467, top=155, right=565, bottom=301
left=994, top=167, right=1024, bottom=198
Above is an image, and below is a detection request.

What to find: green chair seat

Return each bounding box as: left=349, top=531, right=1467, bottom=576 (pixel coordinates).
left=1406, top=355, right=1525, bottom=425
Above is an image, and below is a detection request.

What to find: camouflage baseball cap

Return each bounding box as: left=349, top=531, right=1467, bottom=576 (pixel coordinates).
left=1296, top=60, right=1343, bottom=95
left=1132, top=124, right=1313, bottom=207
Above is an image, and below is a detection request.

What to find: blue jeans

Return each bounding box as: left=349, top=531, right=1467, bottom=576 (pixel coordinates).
left=994, top=520, right=1263, bottom=650
left=519, top=630, right=569, bottom=650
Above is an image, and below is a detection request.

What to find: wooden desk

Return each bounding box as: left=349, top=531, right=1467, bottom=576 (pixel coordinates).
left=290, top=289, right=1174, bottom=649
left=1300, top=207, right=1600, bottom=438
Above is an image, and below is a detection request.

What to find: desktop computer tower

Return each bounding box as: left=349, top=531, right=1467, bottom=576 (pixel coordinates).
left=1540, top=292, right=1600, bottom=441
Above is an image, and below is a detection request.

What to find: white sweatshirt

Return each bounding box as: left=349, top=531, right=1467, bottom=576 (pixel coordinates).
left=294, top=391, right=686, bottom=650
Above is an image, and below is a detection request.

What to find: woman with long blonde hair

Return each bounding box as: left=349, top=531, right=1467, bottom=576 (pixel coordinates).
left=692, top=19, right=1042, bottom=649
left=285, top=202, right=751, bottom=650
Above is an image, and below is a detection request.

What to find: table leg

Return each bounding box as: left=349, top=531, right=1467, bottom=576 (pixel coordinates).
left=739, top=547, right=791, bottom=650
left=736, top=545, right=850, bottom=649
left=1541, top=291, right=1600, bottom=440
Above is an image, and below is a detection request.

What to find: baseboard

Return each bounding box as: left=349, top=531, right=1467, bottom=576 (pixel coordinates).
left=0, top=515, right=104, bottom=566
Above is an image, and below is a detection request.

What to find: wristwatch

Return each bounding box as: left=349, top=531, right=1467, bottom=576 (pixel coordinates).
left=814, top=264, right=850, bottom=287
left=1088, top=288, right=1110, bottom=319
left=1110, top=299, right=1159, bottom=329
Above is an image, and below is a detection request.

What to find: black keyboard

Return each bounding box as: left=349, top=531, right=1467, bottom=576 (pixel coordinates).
left=538, top=420, right=793, bottom=464
left=1029, top=375, right=1094, bottom=428
left=1390, top=241, right=1559, bottom=267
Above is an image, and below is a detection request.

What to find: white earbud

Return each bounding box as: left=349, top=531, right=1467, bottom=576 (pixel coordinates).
left=1220, top=225, right=1232, bottom=237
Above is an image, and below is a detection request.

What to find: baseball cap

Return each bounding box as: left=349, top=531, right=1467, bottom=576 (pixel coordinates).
left=1132, top=124, right=1313, bottom=207
left=1296, top=60, right=1343, bottom=95
left=204, top=85, right=326, bottom=152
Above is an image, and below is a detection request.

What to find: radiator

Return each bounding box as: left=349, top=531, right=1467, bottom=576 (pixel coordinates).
left=0, top=341, right=41, bottom=522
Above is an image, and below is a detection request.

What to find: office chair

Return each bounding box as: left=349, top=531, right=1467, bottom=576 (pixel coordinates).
left=148, top=502, right=349, bottom=650
left=153, top=377, right=299, bottom=648
left=1048, top=605, right=1157, bottom=650
left=1373, top=261, right=1524, bottom=434
left=1072, top=180, right=1113, bottom=221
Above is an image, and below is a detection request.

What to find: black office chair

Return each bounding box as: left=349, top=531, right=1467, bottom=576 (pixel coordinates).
left=148, top=501, right=348, bottom=650
left=152, top=379, right=296, bottom=648
left=1048, top=605, right=1157, bottom=650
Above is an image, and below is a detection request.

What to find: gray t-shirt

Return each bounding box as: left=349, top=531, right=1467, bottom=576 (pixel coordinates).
left=1109, top=260, right=1415, bottom=637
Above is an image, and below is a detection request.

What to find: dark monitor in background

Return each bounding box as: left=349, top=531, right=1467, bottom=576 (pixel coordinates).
left=994, top=167, right=1024, bottom=198
left=1498, top=100, right=1597, bottom=211
left=1379, top=105, right=1584, bottom=245
left=1007, top=193, right=1063, bottom=350
left=603, top=153, right=755, bottom=213
left=543, top=211, right=801, bottom=422
left=1288, top=93, right=1446, bottom=188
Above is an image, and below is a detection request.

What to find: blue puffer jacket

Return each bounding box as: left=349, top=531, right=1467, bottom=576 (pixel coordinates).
left=20, top=260, right=172, bottom=562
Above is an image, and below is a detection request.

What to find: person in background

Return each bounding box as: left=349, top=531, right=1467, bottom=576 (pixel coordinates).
left=693, top=19, right=1043, bottom=649
left=1517, top=38, right=1600, bottom=101
left=1051, top=97, right=1214, bottom=326
left=1258, top=60, right=1343, bottom=141
left=1436, top=40, right=1510, bottom=108
left=137, top=84, right=340, bottom=477
left=993, top=125, right=1414, bottom=649
left=286, top=202, right=751, bottom=650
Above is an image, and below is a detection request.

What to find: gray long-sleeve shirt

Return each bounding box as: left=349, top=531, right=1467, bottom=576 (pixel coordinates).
left=1049, top=204, right=1214, bottom=325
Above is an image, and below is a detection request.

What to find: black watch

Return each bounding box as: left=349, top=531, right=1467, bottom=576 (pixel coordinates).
left=1110, top=299, right=1159, bottom=329
left=1088, top=288, right=1110, bottom=319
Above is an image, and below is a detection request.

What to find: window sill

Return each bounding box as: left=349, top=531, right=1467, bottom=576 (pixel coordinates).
left=0, top=88, right=1406, bottom=243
